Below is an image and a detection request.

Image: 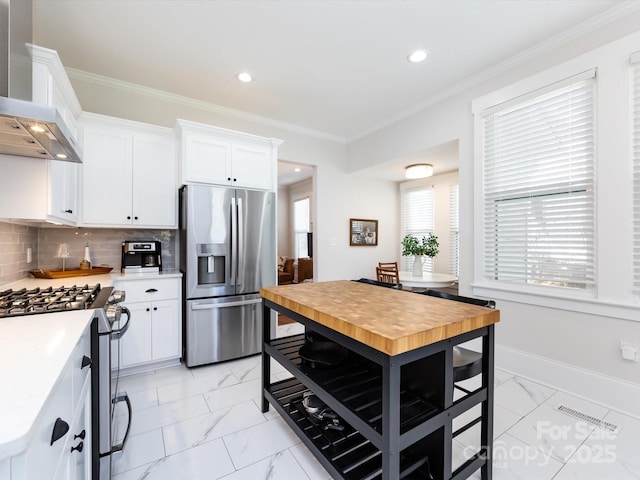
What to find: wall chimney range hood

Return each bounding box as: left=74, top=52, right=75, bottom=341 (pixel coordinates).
left=0, top=0, right=82, bottom=163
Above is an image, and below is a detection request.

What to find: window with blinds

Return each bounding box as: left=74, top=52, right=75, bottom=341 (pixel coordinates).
left=450, top=184, right=459, bottom=277
left=632, top=54, right=640, bottom=297
left=481, top=71, right=596, bottom=291
left=402, top=186, right=435, bottom=273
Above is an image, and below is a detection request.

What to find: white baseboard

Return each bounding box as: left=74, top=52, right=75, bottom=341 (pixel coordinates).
left=495, top=344, right=640, bottom=419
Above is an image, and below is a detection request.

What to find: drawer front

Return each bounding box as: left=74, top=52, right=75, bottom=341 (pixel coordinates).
left=114, top=277, right=180, bottom=303
left=70, top=326, right=92, bottom=413
left=22, top=366, right=73, bottom=479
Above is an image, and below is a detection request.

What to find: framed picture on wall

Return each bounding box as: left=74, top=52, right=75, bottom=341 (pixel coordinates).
left=350, top=218, right=378, bottom=246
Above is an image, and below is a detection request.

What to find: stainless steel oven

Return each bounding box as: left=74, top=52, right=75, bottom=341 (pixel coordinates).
left=90, top=288, right=132, bottom=480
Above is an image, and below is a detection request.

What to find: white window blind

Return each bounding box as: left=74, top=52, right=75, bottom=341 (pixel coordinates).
left=482, top=73, right=596, bottom=291
left=293, top=197, right=309, bottom=259
left=449, top=184, right=459, bottom=277
left=402, top=187, right=435, bottom=273
left=632, top=55, right=640, bottom=296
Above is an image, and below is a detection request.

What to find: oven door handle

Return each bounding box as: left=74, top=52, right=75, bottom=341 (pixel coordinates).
left=110, top=392, right=132, bottom=454
left=111, top=306, right=131, bottom=339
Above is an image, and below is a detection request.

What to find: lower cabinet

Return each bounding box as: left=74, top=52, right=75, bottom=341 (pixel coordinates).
left=114, top=277, right=182, bottom=372
left=9, top=324, right=92, bottom=480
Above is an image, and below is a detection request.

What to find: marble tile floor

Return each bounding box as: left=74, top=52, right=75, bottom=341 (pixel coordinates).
left=111, top=324, right=640, bottom=480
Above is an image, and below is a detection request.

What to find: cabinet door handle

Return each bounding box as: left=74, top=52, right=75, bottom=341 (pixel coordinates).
left=134, top=216, right=139, bottom=220
left=153, top=307, right=157, bottom=311
left=74, top=430, right=86, bottom=441
left=146, top=308, right=150, bottom=312
left=145, top=288, right=158, bottom=293
left=227, top=177, right=231, bottom=181
left=81, top=355, right=92, bottom=369
left=64, top=209, right=73, bottom=214
left=50, top=418, right=69, bottom=445
left=70, top=441, right=84, bottom=453
left=127, top=216, right=131, bottom=220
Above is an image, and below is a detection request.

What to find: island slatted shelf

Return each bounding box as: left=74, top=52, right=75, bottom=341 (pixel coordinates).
left=260, top=280, right=500, bottom=480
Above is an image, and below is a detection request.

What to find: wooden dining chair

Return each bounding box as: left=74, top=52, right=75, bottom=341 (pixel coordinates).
left=376, top=266, right=400, bottom=285
left=378, top=261, right=399, bottom=272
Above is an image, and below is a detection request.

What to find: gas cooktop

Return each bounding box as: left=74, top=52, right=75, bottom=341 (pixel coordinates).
left=0, top=284, right=102, bottom=318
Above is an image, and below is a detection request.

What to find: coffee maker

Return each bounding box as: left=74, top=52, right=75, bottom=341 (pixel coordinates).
left=121, top=241, right=162, bottom=273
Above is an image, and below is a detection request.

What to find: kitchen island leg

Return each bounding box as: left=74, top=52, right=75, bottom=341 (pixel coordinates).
left=261, top=300, right=271, bottom=413
left=381, top=357, right=401, bottom=479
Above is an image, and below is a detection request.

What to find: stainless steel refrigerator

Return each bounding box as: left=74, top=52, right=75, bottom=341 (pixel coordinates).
left=179, top=184, right=276, bottom=367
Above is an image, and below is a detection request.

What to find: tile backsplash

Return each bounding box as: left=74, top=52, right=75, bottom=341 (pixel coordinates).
left=0, top=221, right=177, bottom=285
left=0, top=222, right=38, bottom=285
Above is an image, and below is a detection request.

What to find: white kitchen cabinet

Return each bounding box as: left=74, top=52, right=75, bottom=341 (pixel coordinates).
left=0, top=157, right=78, bottom=225
left=49, top=160, right=78, bottom=223
left=114, top=276, right=182, bottom=372
left=176, top=118, right=281, bottom=191
left=80, top=113, right=177, bottom=228
left=10, top=324, right=92, bottom=480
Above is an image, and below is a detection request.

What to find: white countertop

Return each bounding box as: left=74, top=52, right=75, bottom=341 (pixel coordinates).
left=0, top=309, right=93, bottom=458
left=0, top=270, right=182, bottom=459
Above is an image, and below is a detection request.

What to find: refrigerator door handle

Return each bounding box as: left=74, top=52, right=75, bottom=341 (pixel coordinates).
left=236, top=196, right=244, bottom=287
left=190, top=298, right=262, bottom=310
left=230, top=196, right=237, bottom=285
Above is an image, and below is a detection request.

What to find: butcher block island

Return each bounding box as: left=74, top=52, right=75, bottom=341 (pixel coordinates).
left=260, top=280, right=500, bottom=480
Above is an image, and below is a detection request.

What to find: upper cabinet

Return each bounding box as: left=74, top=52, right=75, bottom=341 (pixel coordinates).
left=80, top=113, right=177, bottom=228
left=176, top=119, right=282, bottom=191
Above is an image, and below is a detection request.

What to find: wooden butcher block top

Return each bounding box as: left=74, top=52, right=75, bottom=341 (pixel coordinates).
left=260, top=280, right=500, bottom=356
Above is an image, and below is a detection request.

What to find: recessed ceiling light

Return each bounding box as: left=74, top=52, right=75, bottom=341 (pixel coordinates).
left=408, top=49, right=428, bottom=63
left=55, top=153, right=67, bottom=159
left=237, top=72, right=252, bottom=83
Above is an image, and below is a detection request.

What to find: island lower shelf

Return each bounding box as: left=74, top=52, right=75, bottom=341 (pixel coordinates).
left=265, top=375, right=441, bottom=480
left=265, top=334, right=443, bottom=443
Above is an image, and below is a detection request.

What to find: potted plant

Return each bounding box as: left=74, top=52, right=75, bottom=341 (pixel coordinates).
left=401, top=233, right=439, bottom=276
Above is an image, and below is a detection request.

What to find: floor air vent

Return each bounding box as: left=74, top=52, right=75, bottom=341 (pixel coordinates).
left=556, top=405, right=619, bottom=433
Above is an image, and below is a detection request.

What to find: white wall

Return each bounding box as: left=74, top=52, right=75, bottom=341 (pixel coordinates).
left=347, top=16, right=640, bottom=412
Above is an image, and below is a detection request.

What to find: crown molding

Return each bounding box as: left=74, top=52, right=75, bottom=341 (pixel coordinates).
left=65, top=67, right=347, bottom=145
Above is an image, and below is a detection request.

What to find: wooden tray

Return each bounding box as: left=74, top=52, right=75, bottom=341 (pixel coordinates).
left=30, top=266, right=113, bottom=279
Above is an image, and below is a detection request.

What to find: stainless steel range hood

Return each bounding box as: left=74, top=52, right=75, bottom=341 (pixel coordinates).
left=0, top=0, right=82, bottom=163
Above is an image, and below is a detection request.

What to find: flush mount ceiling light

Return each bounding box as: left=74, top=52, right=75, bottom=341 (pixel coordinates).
left=237, top=72, right=252, bottom=83
left=405, top=163, right=433, bottom=179
left=408, top=49, right=429, bottom=63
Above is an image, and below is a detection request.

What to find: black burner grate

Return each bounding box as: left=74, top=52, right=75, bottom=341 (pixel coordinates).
left=0, top=284, right=102, bottom=318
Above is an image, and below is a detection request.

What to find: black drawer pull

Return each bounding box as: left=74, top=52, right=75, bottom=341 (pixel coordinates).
left=81, top=355, right=92, bottom=369
left=145, top=288, right=158, bottom=293
left=74, top=430, right=86, bottom=441
left=64, top=209, right=73, bottom=214
left=50, top=418, right=69, bottom=445
left=70, top=441, right=83, bottom=453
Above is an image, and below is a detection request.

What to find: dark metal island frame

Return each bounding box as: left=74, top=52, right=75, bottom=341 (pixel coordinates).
left=260, top=280, right=500, bottom=480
